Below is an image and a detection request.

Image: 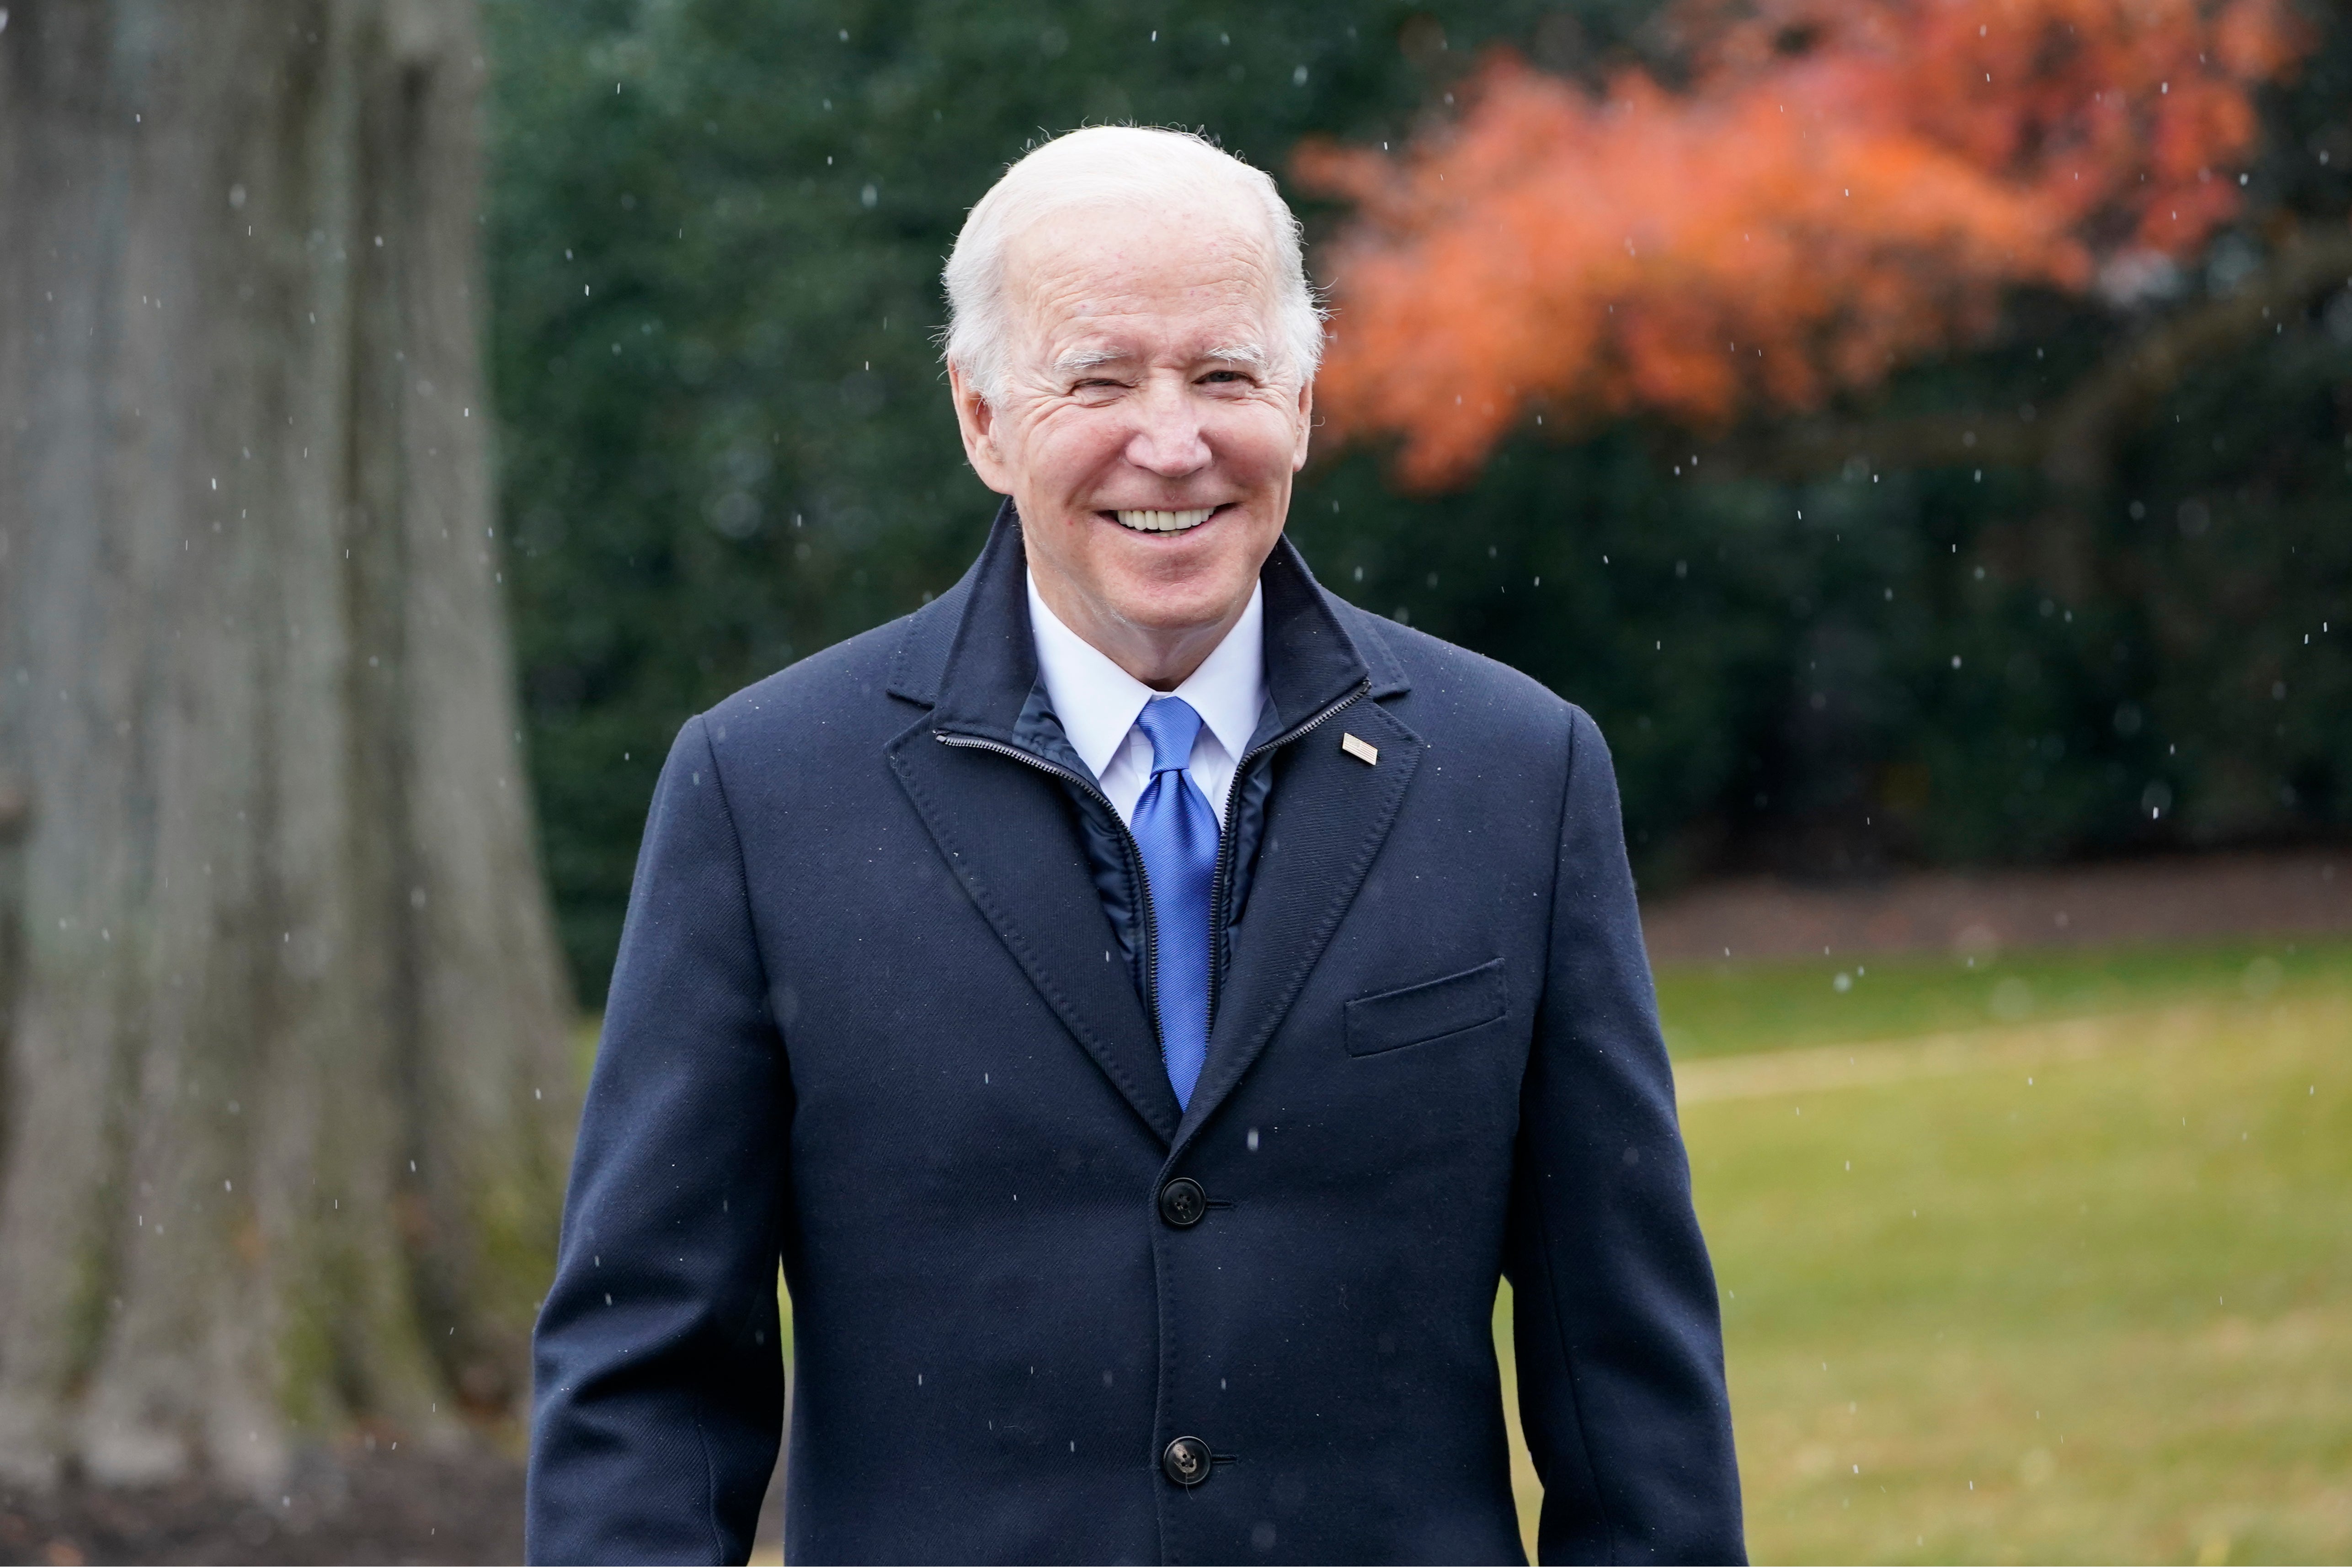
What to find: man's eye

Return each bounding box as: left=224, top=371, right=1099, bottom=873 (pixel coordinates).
left=1200, top=370, right=1247, bottom=384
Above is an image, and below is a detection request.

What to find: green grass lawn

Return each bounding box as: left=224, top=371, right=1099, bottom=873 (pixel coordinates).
left=1653, top=936, right=2352, bottom=1060
left=1493, top=937, right=2352, bottom=1563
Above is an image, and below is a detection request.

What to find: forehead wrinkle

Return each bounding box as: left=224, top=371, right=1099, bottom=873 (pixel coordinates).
left=1007, top=208, right=1285, bottom=367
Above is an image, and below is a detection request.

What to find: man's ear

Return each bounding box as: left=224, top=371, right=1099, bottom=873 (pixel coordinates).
left=949, top=364, right=1014, bottom=495
left=1291, top=375, right=1315, bottom=474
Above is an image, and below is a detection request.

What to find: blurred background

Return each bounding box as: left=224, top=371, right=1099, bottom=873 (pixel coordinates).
left=0, top=0, right=2347, bottom=1561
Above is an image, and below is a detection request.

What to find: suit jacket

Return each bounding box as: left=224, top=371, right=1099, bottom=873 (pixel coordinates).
left=527, top=510, right=1744, bottom=1565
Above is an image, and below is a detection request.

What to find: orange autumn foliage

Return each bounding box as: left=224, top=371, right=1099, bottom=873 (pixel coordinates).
left=1296, top=0, right=2310, bottom=490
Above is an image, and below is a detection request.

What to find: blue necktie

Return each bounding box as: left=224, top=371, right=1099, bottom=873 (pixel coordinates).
left=1130, top=698, right=1220, bottom=1109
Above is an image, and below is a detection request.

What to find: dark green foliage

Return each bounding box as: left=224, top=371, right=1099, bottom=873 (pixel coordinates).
left=486, top=1, right=2352, bottom=1001
left=2120, top=325, right=2352, bottom=839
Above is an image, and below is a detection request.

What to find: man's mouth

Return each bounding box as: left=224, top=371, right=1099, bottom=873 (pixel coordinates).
left=1107, top=505, right=1224, bottom=535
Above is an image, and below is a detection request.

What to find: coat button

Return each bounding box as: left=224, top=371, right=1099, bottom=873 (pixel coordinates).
left=1162, top=1435, right=1212, bottom=1487
left=1157, top=1177, right=1206, bottom=1228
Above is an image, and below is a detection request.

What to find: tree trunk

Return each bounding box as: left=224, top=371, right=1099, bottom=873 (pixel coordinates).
left=0, top=0, right=574, bottom=1494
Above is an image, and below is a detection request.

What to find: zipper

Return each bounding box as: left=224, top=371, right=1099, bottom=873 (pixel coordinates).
left=933, top=732, right=1168, bottom=1061
left=938, top=670, right=1369, bottom=1083
left=1205, top=676, right=1371, bottom=1030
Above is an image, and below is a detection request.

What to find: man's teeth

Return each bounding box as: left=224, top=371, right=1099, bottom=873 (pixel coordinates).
left=1113, top=507, right=1215, bottom=533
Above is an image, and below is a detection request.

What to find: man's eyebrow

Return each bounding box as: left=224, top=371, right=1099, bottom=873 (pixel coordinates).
left=1049, top=343, right=1269, bottom=376
left=1052, top=347, right=1129, bottom=375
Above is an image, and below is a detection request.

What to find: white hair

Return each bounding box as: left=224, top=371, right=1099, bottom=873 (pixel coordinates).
left=942, top=126, right=1325, bottom=400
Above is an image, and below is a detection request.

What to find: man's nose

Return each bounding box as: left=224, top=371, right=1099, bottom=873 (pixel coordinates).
left=1122, top=379, right=1211, bottom=478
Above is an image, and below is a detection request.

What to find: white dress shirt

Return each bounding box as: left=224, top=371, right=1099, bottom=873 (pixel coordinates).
left=1027, top=571, right=1267, bottom=828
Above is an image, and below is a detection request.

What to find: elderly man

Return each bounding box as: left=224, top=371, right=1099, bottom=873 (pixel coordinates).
left=527, top=128, right=1742, bottom=1565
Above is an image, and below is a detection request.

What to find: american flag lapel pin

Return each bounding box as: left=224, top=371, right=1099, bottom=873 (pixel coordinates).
left=1340, top=732, right=1379, bottom=767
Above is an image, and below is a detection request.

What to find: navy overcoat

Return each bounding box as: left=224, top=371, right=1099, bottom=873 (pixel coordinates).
left=528, top=512, right=1744, bottom=1564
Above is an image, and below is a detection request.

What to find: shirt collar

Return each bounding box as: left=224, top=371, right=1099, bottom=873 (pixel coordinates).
left=1026, top=570, right=1266, bottom=781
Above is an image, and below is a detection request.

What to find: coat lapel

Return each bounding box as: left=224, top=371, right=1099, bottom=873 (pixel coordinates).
left=1174, top=677, right=1423, bottom=1152
left=886, top=722, right=1181, bottom=1143
left=885, top=504, right=1181, bottom=1144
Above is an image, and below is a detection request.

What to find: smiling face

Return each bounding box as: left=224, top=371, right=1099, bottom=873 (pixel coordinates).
left=951, top=198, right=1314, bottom=688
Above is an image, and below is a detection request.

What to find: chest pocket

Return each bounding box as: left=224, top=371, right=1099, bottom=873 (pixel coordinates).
left=1344, top=958, right=1508, bottom=1057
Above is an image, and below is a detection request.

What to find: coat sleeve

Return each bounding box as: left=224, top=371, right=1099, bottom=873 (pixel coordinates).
left=527, top=715, right=790, bottom=1565
left=1503, top=706, right=1746, bottom=1565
